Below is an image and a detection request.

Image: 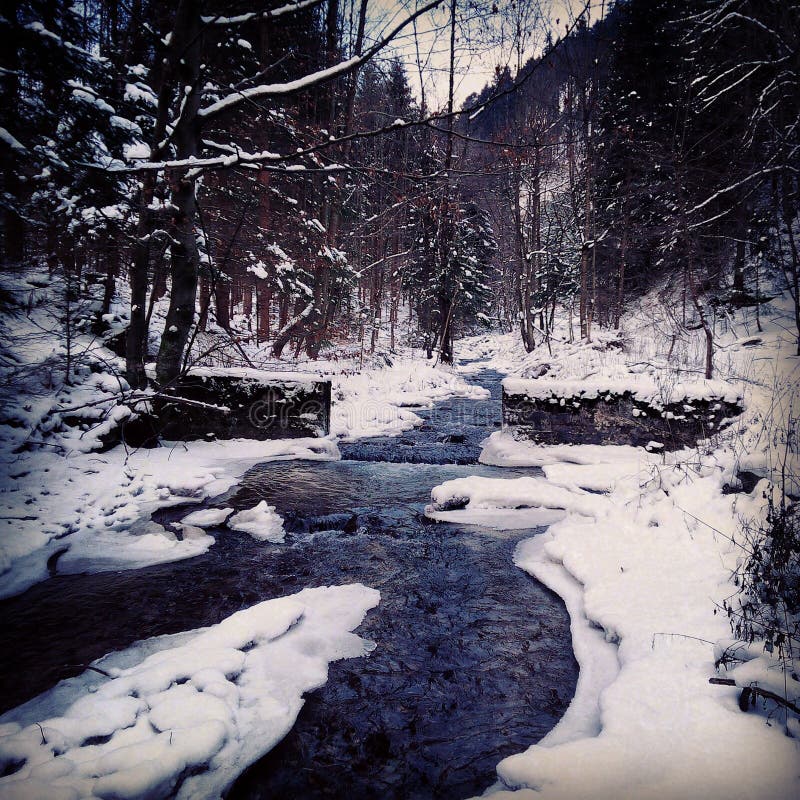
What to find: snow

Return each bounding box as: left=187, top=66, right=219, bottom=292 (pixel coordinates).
left=180, top=507, right=233, bottom=527
left=123, top=142, right=151, bottom=160
left=0, top=436, right=339, bottom=599
left=199, top=56, right=361, bottom=117
left=0, top=308, right=494, bottom=590
left=227, top=500, right=285, bottom=542
left=436, top=436, right=800, bottom=800
left=449, top=296, right=800, bottom=800
left=247, top=262, right=269, bottom=280
left=71, top=87, right=116, bottom=115
left=426, top=475, right=601, bottom=517
left=331, top=359, right=489, bottom=440
left=512, top=533, right=620, bottom=747
left=201, top=0, right=324, bottom=26
left=726, top=650, right=800, bottom=711
left=0, top=584, right=380, bottom=800
left=427, top=507, right=567, bottom=529
left=124, top=82, right=157, bottom=107
left=110, top=115, right=141, bottom=133
left=502, top=375, right=743, bottom=407
left=185, top=365, right=325, bottom=384
left=1, top=257, right=797, bottom=798
left=0, top=127, right=27, bottom=154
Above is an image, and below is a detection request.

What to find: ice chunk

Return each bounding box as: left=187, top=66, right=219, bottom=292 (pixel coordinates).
left=227, top=501, right=285, bottom=542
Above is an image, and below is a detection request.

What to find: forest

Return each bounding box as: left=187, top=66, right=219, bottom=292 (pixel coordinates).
left=2, top=0, right=798, bottom=382
left=0, top=2, right=799, bottom=800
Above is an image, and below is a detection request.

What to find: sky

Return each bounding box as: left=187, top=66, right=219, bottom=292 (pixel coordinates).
left=359, top=0, right=605, bottom=109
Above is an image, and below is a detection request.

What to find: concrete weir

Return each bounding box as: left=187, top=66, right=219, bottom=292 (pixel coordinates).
left=153, top=368, right=331, bottom=440
left=502, top=376, right=743, bottom=450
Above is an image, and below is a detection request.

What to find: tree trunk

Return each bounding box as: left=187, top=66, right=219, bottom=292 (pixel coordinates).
left=432, top=0, right=458, bottom=367
left=126, top=175, right=154, bottom=388
left=733, top=239, right=746, bottom=293
left=214, top=281, right=230, bottom=330
left=687, top=245, right=714, bottom=379
left=278, top=295, right=289, bottom=330
left=438, top=296, right=454, bottom=364
left=125, top=0, right=176, bottom=387
left=0, top=0, right=24, bottom=266
left=614, top=176, right=630, bottom=329
left=197, top=273, right=210, bottom=331
left=242, top=282, right=253, bottom=317
left=101, top=232, right=119, bottom=318
left=580, top=171, right=592, bottom=341
left=272, top=300, right=314, bottom=358
left=257, top=284, right=271, bottom=339
left=155, top=0, right=203, bottom=385
left=511, top=165, right=534, bottom=352
left=300, top=0, right=344, bottom=357
left=780, top=178, right=800, bottom=355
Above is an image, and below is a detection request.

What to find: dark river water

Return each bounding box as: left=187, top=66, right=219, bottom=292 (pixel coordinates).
left=0, top=368, right=578, bottom=800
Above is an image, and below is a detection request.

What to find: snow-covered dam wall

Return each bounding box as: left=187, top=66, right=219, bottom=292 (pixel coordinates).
left=153, top=368, right=331, bottom=441
left=502, top=377, right=743, bottom=450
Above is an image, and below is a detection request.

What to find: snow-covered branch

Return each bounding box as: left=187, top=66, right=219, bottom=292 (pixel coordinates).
left=201, top=0, right=325, bottom=26
left=198, top=0, right=445, bottom=120
left=687, top=165, right=797, bottom=217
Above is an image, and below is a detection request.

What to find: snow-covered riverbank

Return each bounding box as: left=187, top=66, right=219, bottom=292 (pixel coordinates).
left=441, top=297, right=800, bottom=799
left=430, top=433, right=799, bottom=800
left=1, top=274, right=797, bottom=799
left=0, top=342, right=482, bottom=599
left=0, top=584, right=379, bottom=800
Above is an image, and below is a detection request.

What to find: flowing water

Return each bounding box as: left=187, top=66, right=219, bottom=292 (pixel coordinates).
left=0, top=368, right=579, bottom=799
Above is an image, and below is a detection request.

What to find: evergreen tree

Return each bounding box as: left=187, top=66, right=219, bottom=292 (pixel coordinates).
left=402, top=197, right=496, bottom=360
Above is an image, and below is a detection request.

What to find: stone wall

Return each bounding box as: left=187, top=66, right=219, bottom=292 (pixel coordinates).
left=152, top=370, right=331, bottom=441
left=502, top=386, right=743, bottom=450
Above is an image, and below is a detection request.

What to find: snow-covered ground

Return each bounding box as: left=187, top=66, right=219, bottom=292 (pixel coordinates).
left=0, top=271, right=493, bottom=797
left=444, top=296, right=800, bottom=799
left=0, top=350, right=484, bottom=594
left=433, top=438, right=798, bottom=800
left=0, top=435, right=338, bottom=599
left=0, top=268, right=485, bottom=597
left=330, top=358, right=488, bottom=440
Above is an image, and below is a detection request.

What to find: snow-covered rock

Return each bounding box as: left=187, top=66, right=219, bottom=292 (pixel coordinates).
left=227, top=500, right=285, bottom=542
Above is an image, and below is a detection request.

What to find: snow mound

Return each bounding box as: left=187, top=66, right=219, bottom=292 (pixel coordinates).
left=0, top=436, right=339, bottom=599
left=180, top=507, right=233, bottom=528
left=426, top=475, right=602, bottom=518
left=480, top=430, right=649, bottom=469
left=0, top=584, right=380, bottom=800
left=464, top=435, right=800, bottom=800
left=227, top=500, right=285, bottom=542
left=186, top=366, right=325, bottom=385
